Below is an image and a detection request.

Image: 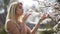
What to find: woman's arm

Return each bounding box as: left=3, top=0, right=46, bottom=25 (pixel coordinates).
left=27, top=14, right=48, bottom=34
left=7, top=21, right=20, bottom=34
left=23, top=13, right=31, bottom=22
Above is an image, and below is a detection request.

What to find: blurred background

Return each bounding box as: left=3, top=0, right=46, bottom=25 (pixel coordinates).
left=0, top=0, right=60, bottom=34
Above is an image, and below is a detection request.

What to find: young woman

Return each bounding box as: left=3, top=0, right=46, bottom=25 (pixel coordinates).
left=5, top=2, right=48, bottom=34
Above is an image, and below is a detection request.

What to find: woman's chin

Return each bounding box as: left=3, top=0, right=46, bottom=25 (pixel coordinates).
left=19, top=14, right=23, bottom=16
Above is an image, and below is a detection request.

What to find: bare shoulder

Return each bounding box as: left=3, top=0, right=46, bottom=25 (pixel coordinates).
left=5, top=19, right=20, bottom=34
left=6, top=19, right=15, bottom=25
left=6, top=19, right=16, bottom=29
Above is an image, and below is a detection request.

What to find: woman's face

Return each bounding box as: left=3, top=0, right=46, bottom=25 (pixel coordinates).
left=16, top=3, right=23, bottom=15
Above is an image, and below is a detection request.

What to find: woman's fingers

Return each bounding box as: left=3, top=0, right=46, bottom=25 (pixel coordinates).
left=23, top=13, right=31, bottom=22
left=27, top=12, right=31, bottom=15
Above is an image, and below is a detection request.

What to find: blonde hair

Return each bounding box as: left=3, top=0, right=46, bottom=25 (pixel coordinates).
left=5, top=2, right=20, bottom=32
left=6, top=2, right=19, bottom=20
left=6, top=2, right=24, bottom=22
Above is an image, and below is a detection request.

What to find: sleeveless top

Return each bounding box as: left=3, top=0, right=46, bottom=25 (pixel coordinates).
left=6, top=19, right=22, bottom=34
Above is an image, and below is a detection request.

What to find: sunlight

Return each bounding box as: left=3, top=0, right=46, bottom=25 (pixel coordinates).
left=19, top=0, right=38, bottom=7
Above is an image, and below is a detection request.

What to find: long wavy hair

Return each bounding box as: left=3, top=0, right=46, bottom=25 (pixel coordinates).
left=6, top=2, right=19, bottom=20
left=5, top=2, right=23, bottom=32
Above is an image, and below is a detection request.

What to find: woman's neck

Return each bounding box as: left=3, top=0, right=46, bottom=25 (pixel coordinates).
left=15, top=15, right=23, bottom=23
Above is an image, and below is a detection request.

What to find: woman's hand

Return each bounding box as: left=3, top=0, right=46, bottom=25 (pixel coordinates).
left=40, top=14, right=49, bottom=20
left=23, top=12, right=31, bottom=22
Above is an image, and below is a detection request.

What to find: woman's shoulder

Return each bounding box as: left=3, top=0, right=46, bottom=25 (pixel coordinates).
left=5, top=19, right=17, bottom=29
left=5, top=19, right=16, bottom=32
left=7, top=19, right=15, bottom=22
left=6, top=19, right=15, bottom=25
